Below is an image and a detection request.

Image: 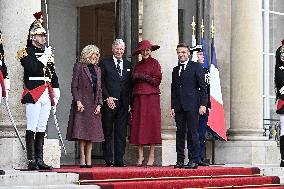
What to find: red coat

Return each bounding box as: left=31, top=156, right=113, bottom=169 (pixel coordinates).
left=66, top=63, right=104, bottom=142
left=132, top=56, right=162, bottom=95
left=130, top=56, right=162, bottom=144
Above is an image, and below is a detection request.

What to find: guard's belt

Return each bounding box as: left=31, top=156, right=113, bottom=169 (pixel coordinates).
left=29, top=77, right=51, bottom=82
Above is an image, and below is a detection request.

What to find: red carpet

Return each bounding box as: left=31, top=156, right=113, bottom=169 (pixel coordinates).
left=52, top=165, right=284, bottom=189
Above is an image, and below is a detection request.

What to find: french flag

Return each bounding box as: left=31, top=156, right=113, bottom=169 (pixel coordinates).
left=208, top=40, right=227, bottom=141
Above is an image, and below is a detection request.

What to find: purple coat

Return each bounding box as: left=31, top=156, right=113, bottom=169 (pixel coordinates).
left=66, top=63, right=104, bottom=142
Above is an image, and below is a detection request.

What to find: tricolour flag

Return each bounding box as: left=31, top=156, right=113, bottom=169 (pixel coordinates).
left=201, top=37, right=209, bottom=69
left=207, top=40, right=227, bottom=141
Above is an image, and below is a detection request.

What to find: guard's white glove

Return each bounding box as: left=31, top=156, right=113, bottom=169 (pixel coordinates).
left=38, top=46, right=52, bottom=66
left=4, top=78, right=10, bottom=91
left=280, top=86, right=284, bottom=95
left=0, top=59, right=2, bottom=66
left=0, top=79, right=10, bottom=104
left=53, top=88, right=60, bottom=113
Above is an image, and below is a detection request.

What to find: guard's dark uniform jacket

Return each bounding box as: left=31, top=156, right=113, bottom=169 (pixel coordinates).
left=0, top=47, right=8, bottom=97
left=17, top=44, right=59, bottom=104
left=203, top=67, right=211, bottom=109
left=275, top=45, right=284, bottom=114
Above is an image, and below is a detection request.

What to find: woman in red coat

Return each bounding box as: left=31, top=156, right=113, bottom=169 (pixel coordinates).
left=67, top=45, right=104, bottom=168
left=130, top=40, right=162, bottom=166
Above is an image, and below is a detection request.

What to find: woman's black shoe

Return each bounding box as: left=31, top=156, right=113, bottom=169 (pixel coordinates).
left=80, top=164, right=86, bottom=168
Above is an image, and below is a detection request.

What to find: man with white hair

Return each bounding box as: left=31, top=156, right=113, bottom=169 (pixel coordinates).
left=17, top=13, right=60, bottom=170
left=99, top=39, right=132, bottom=167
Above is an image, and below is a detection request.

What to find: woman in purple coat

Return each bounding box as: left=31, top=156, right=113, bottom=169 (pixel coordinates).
left=130, top=40, right=162, bottom=166
left=67, top=45, right=104, bottom=168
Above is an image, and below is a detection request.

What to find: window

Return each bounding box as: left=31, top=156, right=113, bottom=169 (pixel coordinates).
left=263, top=0, right=284, bottom=122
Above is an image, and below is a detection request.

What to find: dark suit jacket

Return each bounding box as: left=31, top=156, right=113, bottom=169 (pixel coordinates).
left=99, top=57, right=132, bottom=107
left=171, top=61, right=208, bottom=112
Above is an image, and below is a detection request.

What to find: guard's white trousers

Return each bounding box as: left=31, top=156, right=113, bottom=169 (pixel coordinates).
left=280, top=114, right=284, bottom=136
left=26, top=88, right=51, bottom=132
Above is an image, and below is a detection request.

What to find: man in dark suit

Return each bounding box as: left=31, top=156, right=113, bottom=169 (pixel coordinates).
left=170, top=43, right=207, bottom=169
left=99, top=39, right=132, bottom=167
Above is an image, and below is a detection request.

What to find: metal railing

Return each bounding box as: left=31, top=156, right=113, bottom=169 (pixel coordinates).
left=263, top=118, right=281, bottom=142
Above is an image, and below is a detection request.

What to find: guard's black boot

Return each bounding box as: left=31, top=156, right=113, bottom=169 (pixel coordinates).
left=26, top=130, right=39, bottom=170
left=35, top=132, right=53, bottom=170
left=280, top=135, right=284, bottom=167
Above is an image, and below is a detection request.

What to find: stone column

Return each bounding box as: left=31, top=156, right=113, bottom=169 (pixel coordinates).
left=142, top=0, right=178, bottom=165
left=213, top=0, right=280, bottom=165
left=230, top=0, right=264, bottom=141
left=0, top=0, right=60, bottom=169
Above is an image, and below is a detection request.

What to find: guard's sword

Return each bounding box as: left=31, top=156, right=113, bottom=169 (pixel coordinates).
left=2, top=97, right=26, bottom=150
left=51, top=107, right=67, bottom=155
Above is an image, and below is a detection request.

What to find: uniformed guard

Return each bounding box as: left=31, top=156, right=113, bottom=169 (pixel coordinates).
left=0, top=30, right=10, bottom=103
left=275, top=38, right=284, bottom=167
left=190, top=45, right=210, bottom=166
left=0, top=30, right=10, bottom=175
left=17, top=13, right=60, bottom=170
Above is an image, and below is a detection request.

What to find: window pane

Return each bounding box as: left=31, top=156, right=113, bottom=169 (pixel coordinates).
left=269, top=55, right=276, bottom=96
left=269, top=14, right=284, bottom=53
left=270, top=98, right=278, bottom=120
left=270, top=0, right=284, bottom=13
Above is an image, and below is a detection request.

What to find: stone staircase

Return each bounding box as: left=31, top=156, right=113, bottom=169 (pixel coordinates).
left=0, top=170, right=99, bottom=189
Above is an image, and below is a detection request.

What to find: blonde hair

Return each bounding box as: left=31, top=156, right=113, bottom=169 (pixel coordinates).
left=80, top=45, right=100, bottom=64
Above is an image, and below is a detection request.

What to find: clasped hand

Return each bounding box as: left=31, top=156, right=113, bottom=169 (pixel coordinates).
left=107, top=97, right=118, bottom=109
left=77, top=101, right=84, bottom=112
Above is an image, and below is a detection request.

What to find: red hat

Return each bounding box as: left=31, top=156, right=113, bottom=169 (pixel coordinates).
left=133, top=40, right=160, bottom=55
left=282, top=38, right=284, bottom=45
left=33, top=11, right=43, bottom=20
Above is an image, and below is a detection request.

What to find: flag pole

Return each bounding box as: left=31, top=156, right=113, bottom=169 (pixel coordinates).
left=201, top=19, right=205, bottom=39
left=211, top=19, right=215, bottom=39
left=44, top=0, right=50, bottom=46
left=191, top=16, right=196, bottom=37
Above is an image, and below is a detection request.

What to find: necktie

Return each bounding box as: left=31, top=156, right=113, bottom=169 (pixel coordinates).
left=180, top=64, right=185, bottom=77
left=116, top=59, right=122, bottom=77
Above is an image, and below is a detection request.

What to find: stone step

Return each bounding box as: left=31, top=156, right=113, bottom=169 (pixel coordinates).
left=0, top=170, right=79, bottom=187
left=0, top=185, right=99, bottom=189
left=259, top=167, right=284, bottom=184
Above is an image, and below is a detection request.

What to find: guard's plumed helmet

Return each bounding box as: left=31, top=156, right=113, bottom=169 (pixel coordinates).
left=190, top=45, right=203, bottom=54
left=29, top=21, right=46, bottom=36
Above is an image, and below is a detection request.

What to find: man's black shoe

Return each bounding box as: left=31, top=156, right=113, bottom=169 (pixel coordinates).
left=198, top=161, right=209, bottom=166
left=114, top=162, right=126, bottom=167
left=105, top=161, right=113, bottom=167
left=184, top=162, right=198, bottom=169
left=174, top=162, right=184, bottom=169
left=0, top=170, right=5, bottom=175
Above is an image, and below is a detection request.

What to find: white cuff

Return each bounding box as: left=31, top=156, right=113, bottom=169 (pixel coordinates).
left=4, top=79, right=10, bottom=91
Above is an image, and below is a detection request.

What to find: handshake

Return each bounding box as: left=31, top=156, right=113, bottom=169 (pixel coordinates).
left=38, top=46, right=54, bottom=66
